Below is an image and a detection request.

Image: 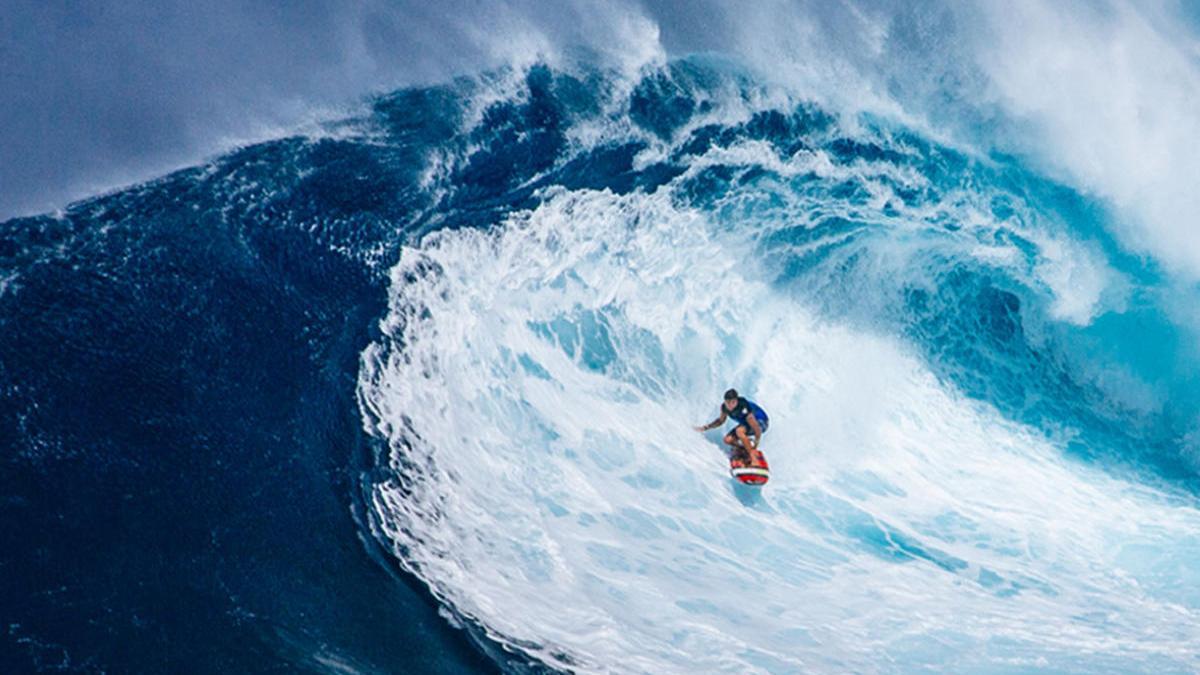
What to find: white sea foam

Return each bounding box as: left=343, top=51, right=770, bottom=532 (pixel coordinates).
left=359, top=185, right=1200, bottom=672
left=970, top=0, right=1200, bottom=278
left=666, top=1, right=1200, bottom=283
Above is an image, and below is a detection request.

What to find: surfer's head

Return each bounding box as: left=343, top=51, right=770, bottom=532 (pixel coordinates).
left=723, top=388, right=739, bottom=409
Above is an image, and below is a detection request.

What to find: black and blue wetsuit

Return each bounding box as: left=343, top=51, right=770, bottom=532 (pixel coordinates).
left=725, top=397, right=769, bottom=438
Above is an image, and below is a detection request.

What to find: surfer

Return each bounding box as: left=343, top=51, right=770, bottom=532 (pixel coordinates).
left=695, top=388, right=769, bottom=465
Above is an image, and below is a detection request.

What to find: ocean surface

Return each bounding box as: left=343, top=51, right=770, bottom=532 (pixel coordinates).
left=4, top=48, right=1200, bottom=673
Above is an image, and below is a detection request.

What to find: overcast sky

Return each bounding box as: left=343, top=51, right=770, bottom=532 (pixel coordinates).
left=0, top=0, right=675, bottom=219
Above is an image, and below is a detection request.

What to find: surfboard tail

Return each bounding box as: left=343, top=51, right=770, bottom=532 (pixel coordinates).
left=731, top=465, right=770, bottom=485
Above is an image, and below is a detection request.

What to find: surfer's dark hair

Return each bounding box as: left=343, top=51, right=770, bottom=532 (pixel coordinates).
left=724, top=388, right=739, bottom=401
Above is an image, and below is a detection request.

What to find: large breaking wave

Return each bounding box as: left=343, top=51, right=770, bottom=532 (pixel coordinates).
left=7, top=3, right=1200, bottom=672
left=355, top=60, right=1200, bottom=672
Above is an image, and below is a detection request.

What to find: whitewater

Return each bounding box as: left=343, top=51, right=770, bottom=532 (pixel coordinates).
left=355, top=58, right=1200, bottom=672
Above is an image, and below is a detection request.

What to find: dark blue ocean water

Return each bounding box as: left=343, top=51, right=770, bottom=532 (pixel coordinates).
left=4, top=60, right=1200, bottom=672
left=0, top=117, right=507, bottom=672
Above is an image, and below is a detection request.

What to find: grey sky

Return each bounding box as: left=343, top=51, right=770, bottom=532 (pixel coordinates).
left=0, top=0, right=661, bottom=219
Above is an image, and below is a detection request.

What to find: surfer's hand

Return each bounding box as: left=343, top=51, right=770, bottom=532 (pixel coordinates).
left=694, top=425, right=706, bottom=432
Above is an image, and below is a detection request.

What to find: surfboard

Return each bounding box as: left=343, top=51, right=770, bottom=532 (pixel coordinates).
left=730, top=450, right=770, bottom=486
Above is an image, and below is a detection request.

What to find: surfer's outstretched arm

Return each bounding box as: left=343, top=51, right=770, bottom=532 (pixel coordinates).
left=695, top=409, right=727, bottom=432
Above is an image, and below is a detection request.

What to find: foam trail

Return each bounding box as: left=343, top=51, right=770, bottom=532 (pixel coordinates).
left=359, top=182, right=1200, bottom=672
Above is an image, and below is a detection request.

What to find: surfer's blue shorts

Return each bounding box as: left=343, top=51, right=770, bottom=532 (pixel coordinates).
left=730, top=417, right=768, bottom=438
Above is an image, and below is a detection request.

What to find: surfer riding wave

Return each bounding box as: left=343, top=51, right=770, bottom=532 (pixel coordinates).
left=695, top=388, right=769, bottom=466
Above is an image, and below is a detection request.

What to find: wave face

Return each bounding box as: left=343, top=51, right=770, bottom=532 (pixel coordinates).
left=0, top=129, right=506, bottom=671
left=356, top=60, right=1200, bottom=672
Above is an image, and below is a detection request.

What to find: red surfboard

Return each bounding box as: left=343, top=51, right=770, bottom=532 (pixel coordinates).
left=730, top=449, right=770, bottom=486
